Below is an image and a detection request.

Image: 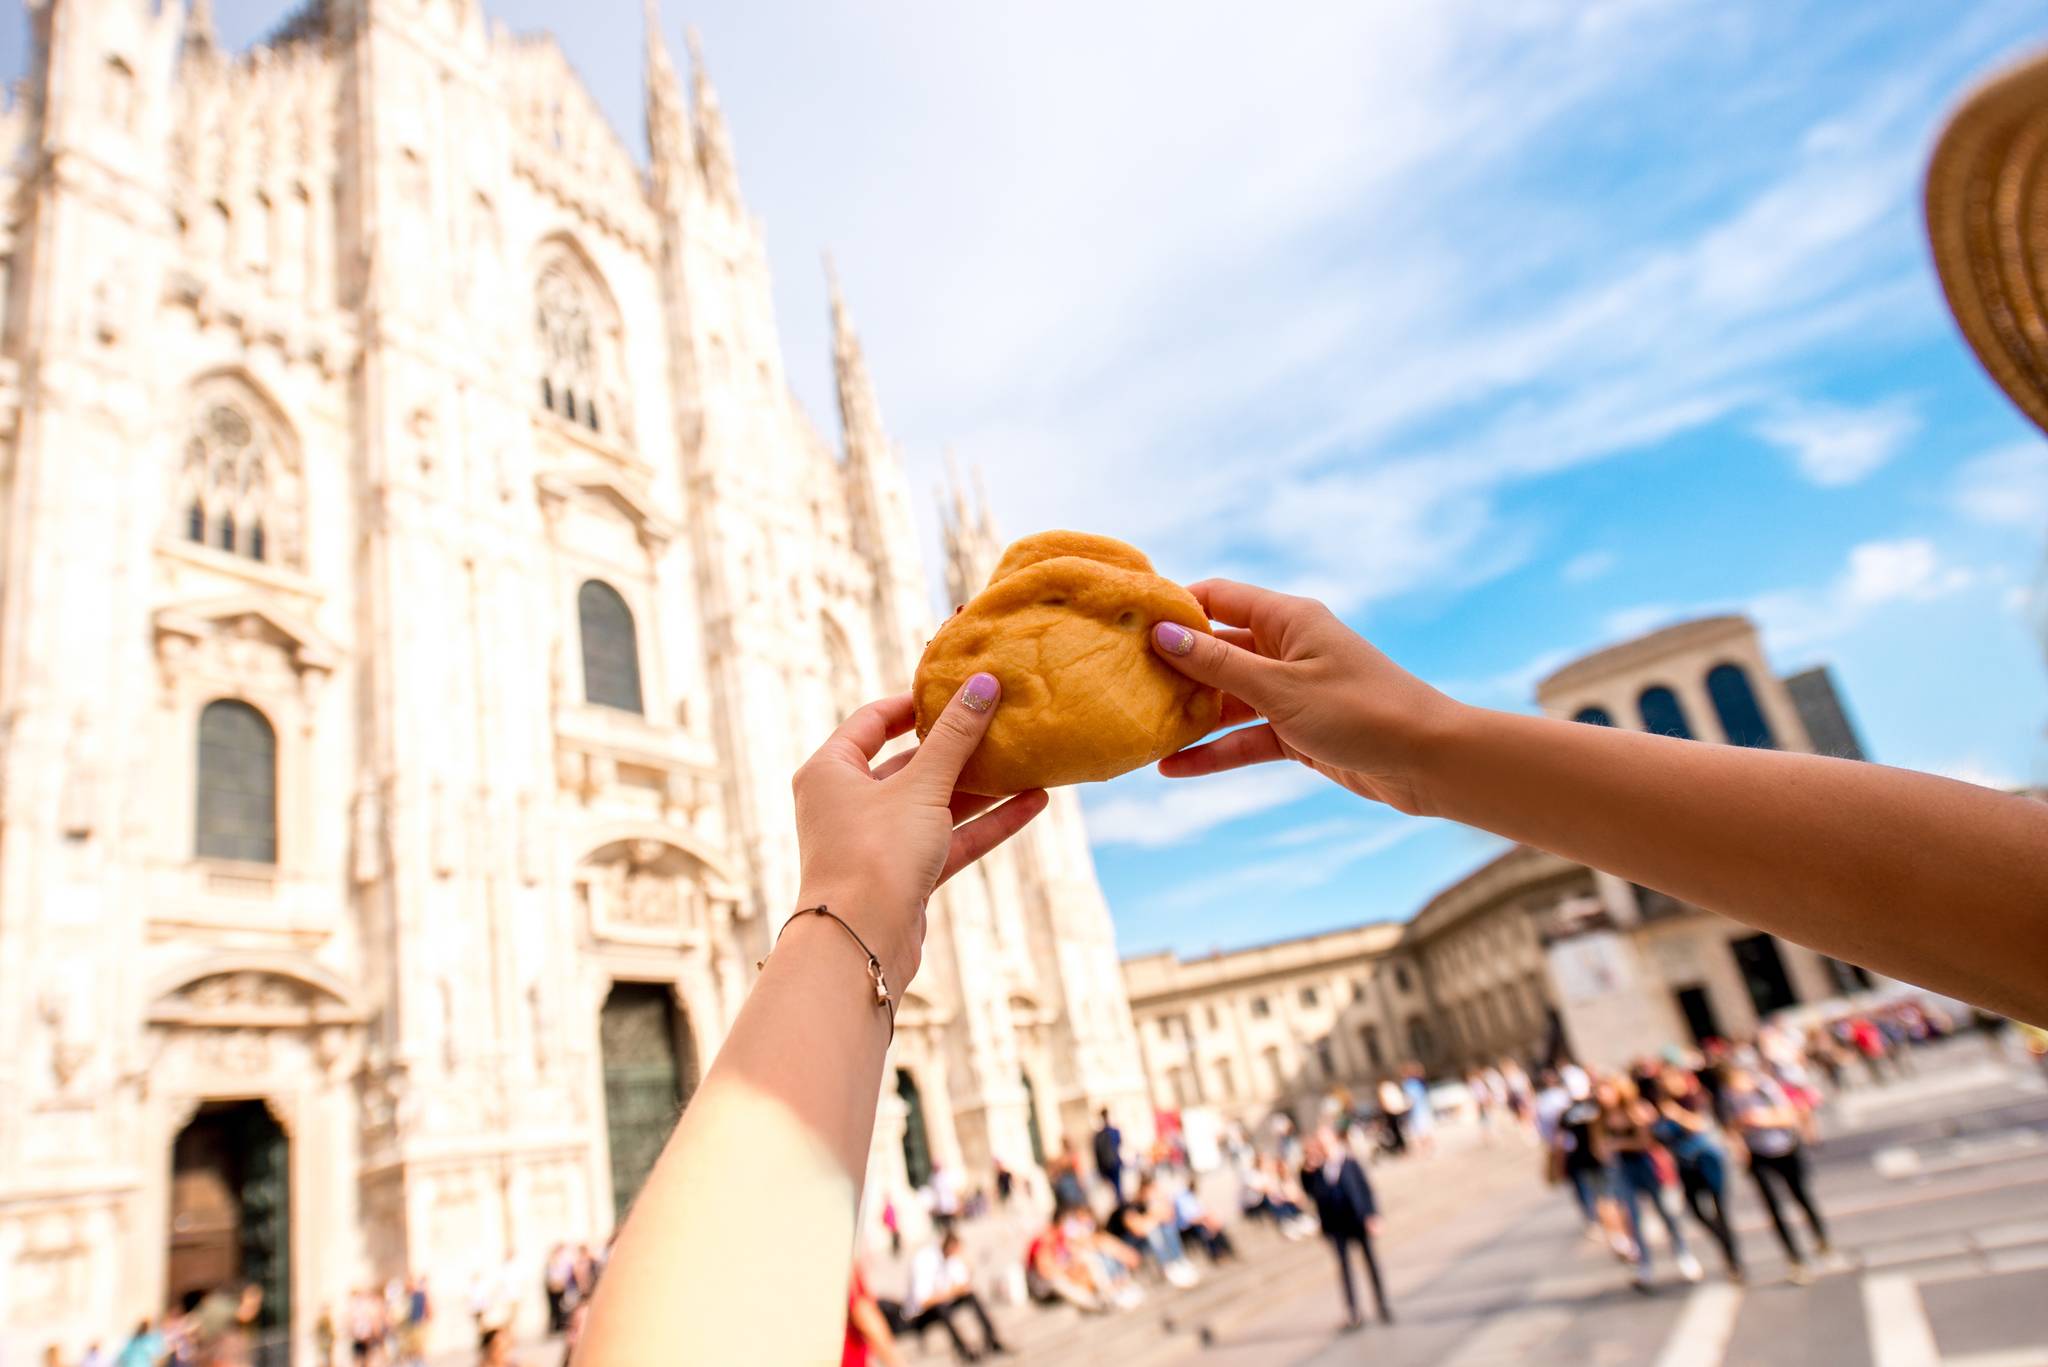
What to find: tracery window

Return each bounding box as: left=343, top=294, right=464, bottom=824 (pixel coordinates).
left=536, top=263, right=605, bottom=433
left=175, top=390, right=300, bottom=567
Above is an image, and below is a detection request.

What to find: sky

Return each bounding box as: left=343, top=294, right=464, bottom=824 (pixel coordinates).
left=8, top=0, right=2047, bottom=960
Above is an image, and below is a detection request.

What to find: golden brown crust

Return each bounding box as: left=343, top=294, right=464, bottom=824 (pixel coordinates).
left=914, top=531, right=1222, bottom=796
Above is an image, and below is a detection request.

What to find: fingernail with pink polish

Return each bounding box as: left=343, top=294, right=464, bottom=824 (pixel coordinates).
left=1154, top=622, right=1195, bottom=656
left=962, top=672, right=1000, bottom=712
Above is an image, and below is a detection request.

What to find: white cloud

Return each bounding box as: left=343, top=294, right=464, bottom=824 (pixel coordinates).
left=1084, top=764, right=1321, bottom=850
left=1260, top=817, right=1370, bottom=850
left=1601, top=603, right=1686, bottom=641
left=1952, top=441, right=2048, bottom=527
left=1590, top=537, right=1976, bottom=659
left=1752, top=537, right=1972, bottom=648
left=1561, top=550, right=1618, bottom=584
left=1754, top=398, right=1919, bottom=486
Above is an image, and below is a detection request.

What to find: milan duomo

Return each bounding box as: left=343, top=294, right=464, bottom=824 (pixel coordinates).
left=0, top=0, right=1151, bottom=1352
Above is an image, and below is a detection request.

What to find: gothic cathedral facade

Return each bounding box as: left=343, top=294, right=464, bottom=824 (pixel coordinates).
left=0, top=0, right=1150, bottom=1353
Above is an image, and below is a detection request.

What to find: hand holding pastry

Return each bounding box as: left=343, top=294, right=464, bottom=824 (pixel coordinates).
left=1148, top=578, right=1462, bottom=816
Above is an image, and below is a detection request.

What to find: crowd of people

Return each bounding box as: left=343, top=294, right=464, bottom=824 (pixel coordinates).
left=1524, top=1007, right=1969, bottom=1293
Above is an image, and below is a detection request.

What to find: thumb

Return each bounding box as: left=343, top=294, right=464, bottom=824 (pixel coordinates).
left=1152, top=621, right=1277, bottom=708
left=907, top=672, right=1001, bottom=796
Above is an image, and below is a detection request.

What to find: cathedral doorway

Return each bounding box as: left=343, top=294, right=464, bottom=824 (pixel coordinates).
left=601, top=982, right=697, bottom=1226
left=895, top=1069, right=933, bottom=1189
left=167, top=1100, right=290, bottom=1331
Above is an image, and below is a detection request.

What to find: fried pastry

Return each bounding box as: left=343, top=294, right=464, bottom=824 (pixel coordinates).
left=913, top=531, right=1222, bottom=796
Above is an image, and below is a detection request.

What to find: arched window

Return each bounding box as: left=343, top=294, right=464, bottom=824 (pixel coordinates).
left=578, top=580, right=644, bottom=714
left=196, top=700, right=277, bottom=863
left=1637, top=686, right=1693, bottom=739
left=1707, top=663, right=1776, bottom=748
left=175, top=385, right=302, bottom=567
left=1572, top=707, right=1613, bottom=726
left=533, top=247, right=625, bottom=437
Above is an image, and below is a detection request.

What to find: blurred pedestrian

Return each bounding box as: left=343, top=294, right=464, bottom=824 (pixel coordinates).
left=1093, top=1108, right=1125, bottom=1202
left=1170, top=1181, right=1237, bottom=1263
left=1725, top=1065, right=1831, bottom=1284
left=117, top=1318, right=167, bottom=1367
left=1596, top=1076, right=1701, bottom=1291
left=1047, top=1140, right=1087, bottom=1210
left=881, top=1195, right=902, bottom=1257
left=1375, top=1077, right=1409, bottom=1155
left=843, top=1264, right=908, bottom=1367
left=1300, top=1131, right=1391, bottom=1330
left=993, top=1158, right=1014, bottom=1207
left=1401, top=1065, right=1437, bottom=1157
left=1652, top=1066, right=1744, bottom=1282
left=906, top=1228, right=1013, bottom=1358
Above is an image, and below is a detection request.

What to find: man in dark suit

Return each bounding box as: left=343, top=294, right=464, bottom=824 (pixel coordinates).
left=1300, top=1131, right=1392, bottom=1330
left=1092, top=1108, right=1125, bottom=1201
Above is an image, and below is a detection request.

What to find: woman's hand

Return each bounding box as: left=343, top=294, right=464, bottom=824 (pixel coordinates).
left=791, top=678, right=1048, bottom=991
left=1148, top=579, right=1464, bottom=814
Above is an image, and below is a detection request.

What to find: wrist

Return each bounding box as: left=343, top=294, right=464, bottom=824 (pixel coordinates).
left=1390, top=692, right=1477, bottom=820
left=792, top=887, right=924, bottom=990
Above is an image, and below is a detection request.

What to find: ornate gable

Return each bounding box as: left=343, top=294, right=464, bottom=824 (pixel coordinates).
left=154, top=596, right=342, bottom=683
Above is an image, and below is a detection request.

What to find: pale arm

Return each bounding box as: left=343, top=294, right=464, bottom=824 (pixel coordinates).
left=1150, top=580, right=2048, bottom=1028
left=574, top=682, right=1044, bottom=1365
left=1419, top=708, right=2048, bottom=1024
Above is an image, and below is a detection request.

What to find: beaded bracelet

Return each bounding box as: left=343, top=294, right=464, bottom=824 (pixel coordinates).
left=757, top=905, right=896, bottom=1043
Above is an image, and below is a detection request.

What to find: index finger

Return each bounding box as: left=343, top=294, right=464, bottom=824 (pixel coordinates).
left=814, top=693, right=916, bottom=766
left=1187, top=578, right=1284, bottom=628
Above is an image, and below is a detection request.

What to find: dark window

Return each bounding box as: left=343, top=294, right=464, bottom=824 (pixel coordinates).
left=585, top=398, right=601, bottom=432
left=217, top=511, right=236, bottom=552
left=1730, top=933, right=1799, bottom=1017
left=195, top=700, right=276, bottom=863
left=1204, top=1004, right=1219, bottom=1030
left=1249, top=996, right=1271, bottom=1019
left=540, top=377, right=554, bottom=410
left=1573, top=707, right=1613, bottom=726
left=1707, top=663, right=1776, bottom=748
left=896, top=1069, right=933, bottom=1190
left=1300, top=986, right=1319, bottom=1009
left=1394, top=965, right=1413, bottom=994
left=578, top=580, right=644, bottom=714
left=249, top=521, right=266, bottom=563
left=1316, top=1038, right=1335, bottom=1079
left=1021, top=1071, right=1046, bottom=1167
left=1359, top=1024, right=1383, bottom=1068
left=186, top=502, right=204, bottom=543
left=1406, top=1015, right=1433, bottom=1061
left=1637, top=686, right=1692, bottom=739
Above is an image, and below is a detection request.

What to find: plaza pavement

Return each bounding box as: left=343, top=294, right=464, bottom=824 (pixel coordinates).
left=441, top=1035, right=2048, bottom=1366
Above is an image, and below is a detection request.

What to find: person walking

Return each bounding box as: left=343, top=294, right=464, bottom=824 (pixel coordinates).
left=1724, top=1064, right=1832, bottom=1283
left=1092, top=1109, right=1125, bottom=1202
left=1299, top=1131, right=1391, bottom=1330
left=1595, top=1076, right=1703, bottom=1291
left=1652, top=1066, right=1744, bottom=1282
left=1375, top=1077, right=1410, bottom=1155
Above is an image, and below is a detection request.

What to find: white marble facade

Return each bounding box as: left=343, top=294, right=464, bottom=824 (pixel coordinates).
left=0, top=0, right=1152, bottom=1355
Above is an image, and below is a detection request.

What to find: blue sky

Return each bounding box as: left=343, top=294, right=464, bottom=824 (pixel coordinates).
left=10, top=1, right=2047, bottom=958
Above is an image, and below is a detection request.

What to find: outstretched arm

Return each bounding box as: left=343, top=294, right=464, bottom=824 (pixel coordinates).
left=1149, top=580, right=2048, bottom=1025
left=575, top=681, right=1046, bottom=1365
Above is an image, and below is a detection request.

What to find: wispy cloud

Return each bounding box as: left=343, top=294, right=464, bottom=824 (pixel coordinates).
left=1953, top=441, right=2048, bottom=527
left=1754, top=398, right=1920, bottom=486
left=1084, top=765, right=1322, bottom=850
left=1561, top=550, right=1619, bottom=585
left=1144, top=818, right=1435, bottom=916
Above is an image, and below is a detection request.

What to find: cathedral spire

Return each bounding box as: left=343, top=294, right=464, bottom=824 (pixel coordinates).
left=828, top=252, right=885, bottom=459
left=644, top=0, right=690, bottom=181
left=686, top=27, right=742, bottom=207
left=182, top=0, right=217, bottom=58
left=940, top=450, right=1003, bottom=606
